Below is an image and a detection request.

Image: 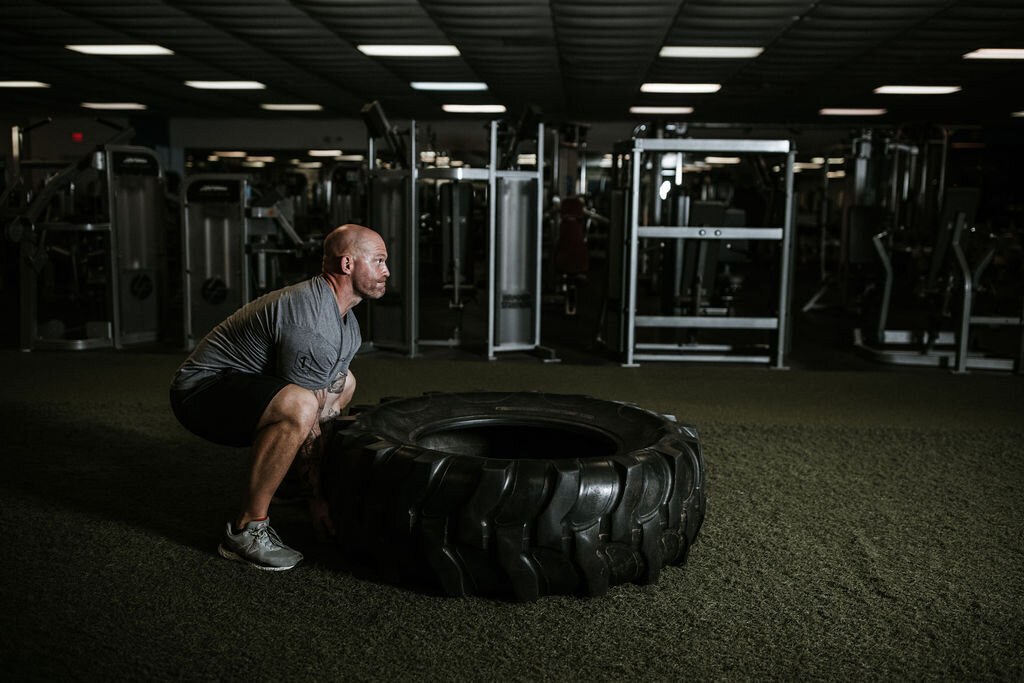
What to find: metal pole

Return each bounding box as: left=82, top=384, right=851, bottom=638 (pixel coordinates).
left=409, top=120, right=418, bottom=358
left=487, top=120, right=498, bottom=360
left=106, top=147, right=123, bottom=349
left=872, top=231, right=893, bottom=343
left=951, top=214, right=971, bottom=374
left=181, top=186, right=192, bottom=348
left=534, top=122, right=544, bottom=348
left=365, top=133, right=375, bottom=344
left=625, top=144, right=642, bottom=366
left=775, top=147, right=795, bottom=369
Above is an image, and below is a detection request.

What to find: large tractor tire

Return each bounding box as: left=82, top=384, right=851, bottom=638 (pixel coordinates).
left=322, top=392, right=706, bottom=601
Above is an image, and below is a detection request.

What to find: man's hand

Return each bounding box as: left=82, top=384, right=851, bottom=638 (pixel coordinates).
left=308, top=495, right=337, bottom=542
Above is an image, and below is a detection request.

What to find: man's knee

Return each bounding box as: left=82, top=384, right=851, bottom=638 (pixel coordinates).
left=260, top=385, right=320, bottom=433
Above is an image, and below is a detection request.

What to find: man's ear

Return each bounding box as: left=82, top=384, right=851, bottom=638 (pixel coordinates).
left=340, top=254, right=353, bottom=274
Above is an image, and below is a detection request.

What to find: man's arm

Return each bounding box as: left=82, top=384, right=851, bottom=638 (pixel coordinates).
left=295, top=371, right=356, bottom=539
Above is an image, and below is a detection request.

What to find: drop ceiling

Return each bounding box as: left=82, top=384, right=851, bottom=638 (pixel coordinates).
left=3, top=0, right=1024, bottom=125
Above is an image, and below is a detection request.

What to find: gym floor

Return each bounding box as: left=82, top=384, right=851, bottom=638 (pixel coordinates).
left=2, top=276, right=1022, bottom=679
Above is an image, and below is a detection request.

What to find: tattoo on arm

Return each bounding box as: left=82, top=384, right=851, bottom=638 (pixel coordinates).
left=328, top=372, right=347, bottom=394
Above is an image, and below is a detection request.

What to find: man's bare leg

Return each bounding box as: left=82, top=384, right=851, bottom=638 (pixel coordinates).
left=236, top=384, right=320, bottom=530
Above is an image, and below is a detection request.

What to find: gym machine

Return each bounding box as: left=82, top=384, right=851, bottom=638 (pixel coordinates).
left=361, top=101, right=554, bottom=361
left=605, top=133, right=797, bottom=367
left=846, top=129, right=1021, bottom=372
left=181, top=174, right=312, bottom=349
left=320, top=159, right=367, bottom=228
left=6, top=120, right=166, bottom=351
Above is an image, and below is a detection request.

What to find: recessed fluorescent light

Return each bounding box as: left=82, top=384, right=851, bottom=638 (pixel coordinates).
left=963, top=48, right=1024, bottom=60
left=66, top=44, right=173, bottom=56
left=641, top=83, right=721, bottom=94
left=186, top=80, right=265, bottom=90
left=242, top=161, right=266, bottom=168
left=337, top=154, right=365, bottom=162
left=629, top=106, right=695, bottom=114
left=0, top=80, right=50, bottom=88
left=308, top=149, right=342, bottom=157
left=659, top=46, right=763, bottom=59
left=246, top=156, right=276, bottom=163
left=827, top=170, right=846, bottom=179
left=358, top=44, right=460, bottom=57
left=298, top=162, right=323, bottom=169
left=705, top=156, right=741, bottom=164
left=213, top=151, right=247, bottom=158
left=81, top=102, right=147, bottom=110
left=1013, top=111, right=1024, bottom=118
left=442, top=104, right=507, bottom=113
left=873, top=85, right=961, bottom=95
left=795, top=162, right=823, bottom=170
left=260, top=103, right=323, bottom=111
left=819, top=107, right=887, bottom=115
left=411, top=81, right=487, bottom=91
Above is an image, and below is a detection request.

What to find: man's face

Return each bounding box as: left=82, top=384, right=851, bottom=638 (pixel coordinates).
left=351, top=237, right=389, bottom=300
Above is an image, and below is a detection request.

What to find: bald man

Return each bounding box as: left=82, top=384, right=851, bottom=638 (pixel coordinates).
left=170, top=224, right=389, bottom=570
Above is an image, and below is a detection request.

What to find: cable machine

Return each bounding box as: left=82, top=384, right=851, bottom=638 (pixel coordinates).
left=6, top=120, right=166, bottom=351
left=362, top=102, right=554, bottom=361
left=181, top=174, right=314, bottom=349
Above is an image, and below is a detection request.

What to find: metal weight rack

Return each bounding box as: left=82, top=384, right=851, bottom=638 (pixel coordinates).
left=612, top=137, right=797, bottom=367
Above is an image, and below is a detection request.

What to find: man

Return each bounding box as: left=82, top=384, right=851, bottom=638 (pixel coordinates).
left=170, top=224, right=389, bottom=571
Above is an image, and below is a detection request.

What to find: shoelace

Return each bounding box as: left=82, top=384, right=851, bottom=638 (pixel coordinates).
left=247, top=524, right=273, bottom=550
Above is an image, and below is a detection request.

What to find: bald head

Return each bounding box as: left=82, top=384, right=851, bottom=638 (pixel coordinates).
left=322, top=224, right=382, bottom=274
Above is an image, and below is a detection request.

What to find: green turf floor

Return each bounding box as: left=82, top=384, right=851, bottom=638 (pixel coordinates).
left=1, top=349, right=1022, bottom=680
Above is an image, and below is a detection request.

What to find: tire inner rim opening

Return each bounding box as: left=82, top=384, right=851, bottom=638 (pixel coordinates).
left=414, top=418, right=618, bottom=460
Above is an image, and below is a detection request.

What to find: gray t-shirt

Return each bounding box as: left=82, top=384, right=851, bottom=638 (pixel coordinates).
left=172, top=275, right=361, bottom=392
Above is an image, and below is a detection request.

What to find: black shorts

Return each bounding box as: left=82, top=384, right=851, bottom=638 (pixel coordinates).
left=170, top=371, right=289, bottom=447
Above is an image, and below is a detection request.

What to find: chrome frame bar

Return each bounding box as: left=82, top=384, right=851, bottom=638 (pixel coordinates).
left=619, top=138, right=796, bottom=367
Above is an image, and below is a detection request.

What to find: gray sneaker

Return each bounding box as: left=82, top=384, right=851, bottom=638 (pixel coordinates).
left=217, top=518, right=304, bottom=571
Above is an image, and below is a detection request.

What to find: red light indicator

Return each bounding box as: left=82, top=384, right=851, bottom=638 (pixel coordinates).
left=72, top=132, right=84, bottom=143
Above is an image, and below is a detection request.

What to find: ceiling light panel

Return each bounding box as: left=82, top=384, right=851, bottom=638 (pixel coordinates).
left=874, top=85, right=961, bottom=95
left=819, top=108, right=887, bottom=116
left=660, top=46, right=763, bottom=58
left=629, top=106, right=694, bottom=114
left=260, top=104, right=324, bottom=111
left=641, top=83, right=721, bottom=94
left=66, top=44, right=173, bottom=56
left=411, top=82, right=487, bottom=91
left=0, top=81, right=50, bottom=88
left=186, top=81, right=266, bottom=89
left=81, top=102, right=147, bottom=110
left=442, top=104, right=507, bottom=113
left=358, top=45, right=460, bottom=57
left=963, top=48, right=1024, bottom=59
